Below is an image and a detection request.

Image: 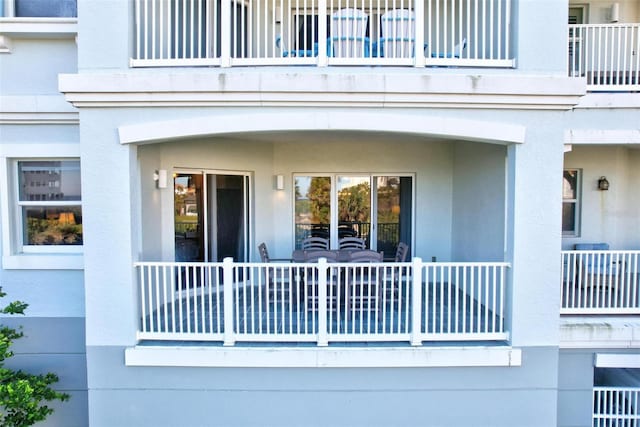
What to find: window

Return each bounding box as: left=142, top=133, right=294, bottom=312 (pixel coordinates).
left=15, top=160, right=82, bottom=251
left=2, top=0, right=77, bottom=18
left=1, top=144, right=82, bottom=269
left=562, top=169, right=580, bottom=236
left=294, top=174, right=413, bottom=258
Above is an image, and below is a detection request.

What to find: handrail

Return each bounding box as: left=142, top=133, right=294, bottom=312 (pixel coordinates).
left=568, top=23, right=640, bottom=91
left=135, top=257, right=510, bottom=345
left=561, top=249, right=640, bottom=314
left=131, top=0, right=514, bottom=68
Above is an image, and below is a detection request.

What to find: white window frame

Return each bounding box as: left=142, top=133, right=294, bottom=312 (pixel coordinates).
left=562, top=168, right=581, bottom=237
left=0, top=143, right=83, bottom=270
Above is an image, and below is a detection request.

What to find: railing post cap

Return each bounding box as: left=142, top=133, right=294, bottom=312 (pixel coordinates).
left=223, top=257, right=234, bottom=264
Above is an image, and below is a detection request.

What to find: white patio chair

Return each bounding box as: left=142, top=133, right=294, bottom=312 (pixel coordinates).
left=379, top=9, right=415, bottom=58
left=328, top=8, right=370, bottom=58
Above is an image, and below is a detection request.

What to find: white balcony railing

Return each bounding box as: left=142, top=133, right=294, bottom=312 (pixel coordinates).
left=561, top=250, right=640, bottom=314
left=569, top=23, right=640, bottom=91
left=135, top=258, right=510, bottom=346
left=593, top=387, right=640, bottom=427
left=132, top=0, right=514, bottom=68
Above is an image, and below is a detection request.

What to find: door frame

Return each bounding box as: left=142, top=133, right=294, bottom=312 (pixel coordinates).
left=173, top=168, right=253, bottom=263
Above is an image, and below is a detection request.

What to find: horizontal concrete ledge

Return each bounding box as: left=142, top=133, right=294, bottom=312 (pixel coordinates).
left=596, top=353, right=640, bottom=368
left=560, top=316, right=640, bottom=349
left=574, top=93, right=640, bottom=109
left=125, top=345, right=522, bottom=368
left=564, top=129, right=640, bottom=145
left=59, top=72, right=585, bottom=110
left=0, top=18, right=78, bottom=37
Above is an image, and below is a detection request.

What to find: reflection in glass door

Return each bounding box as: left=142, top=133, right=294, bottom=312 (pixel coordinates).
left=174, top=171, right=249, bottom=262
left=294, top=174, right=412, bottom=257
left=337, top=176, right=371, bottom=245
left=294, top=176, right=331, bottom=247
left=375, top=176, right=412, bottom=259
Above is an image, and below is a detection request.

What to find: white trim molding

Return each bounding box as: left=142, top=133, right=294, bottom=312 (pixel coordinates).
left=560, top=317, right=640, bottom=349
left=564, top=129, right=640, bottom=145
left=59, top=72, right=586, bottom=110
left=575, top=93, right=640, bottom=109
left=595, top=353, right=640, bottom=368
left=118, top=111, right=526, bottom=146
left=125, top=345, right=523, bottom=368
left=0, top=95, right=78, bottom=124
left=0, top=18, right=77, bottom=36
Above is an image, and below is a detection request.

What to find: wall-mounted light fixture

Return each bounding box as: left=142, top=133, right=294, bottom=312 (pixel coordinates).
left=275, top=174, right=285, bottom=191
left=274, top=6, right=282, bottom=23
left=154, top=169, right=168, bottom=189
left=610, top=2, right=620, bottom=23
left=598, top=176, right=610, bottom=191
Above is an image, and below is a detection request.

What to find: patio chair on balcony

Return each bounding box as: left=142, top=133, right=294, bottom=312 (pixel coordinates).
left=303, top=250, right=338, bottom=311
left=338, top=237, right=366, bottom=250
left=275, top=35, right=318, bottom=58
left=328, top=8, right=370, bottom=58
left=377, top=9, right=415, bottom=58
left=301, top=236, right=330, bottom=250
left=573, top=243, right=622, bottom=289
left=430, top=37, right=467, bottom=58
left=258, top=242, right=294, bottom=306
left=394, top=242, right=410, bottom=262
left=347, top=250, right=384, bottom=313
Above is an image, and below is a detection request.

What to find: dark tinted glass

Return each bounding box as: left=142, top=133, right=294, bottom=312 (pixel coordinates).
left=16, top=0, right=77, bottom=17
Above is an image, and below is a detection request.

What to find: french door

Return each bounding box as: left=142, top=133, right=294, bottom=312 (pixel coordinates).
left=174, top=171, right=250, bottom=262
left=294, top=174, right=413, bottom=258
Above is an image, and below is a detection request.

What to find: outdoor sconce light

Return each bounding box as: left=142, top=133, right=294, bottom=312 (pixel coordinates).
left=154, top=169, right=168, bottom=189
left=275, top=174, right=285, bottom=191
left=610, top=3, right=620, bottom=23
left=598, top=176, right=610, bottom=191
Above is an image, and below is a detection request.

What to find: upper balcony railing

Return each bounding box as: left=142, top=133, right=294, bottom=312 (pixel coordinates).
left=569, top=23, right=640, bottom=92
left=132, top=0, right=514, bottom=68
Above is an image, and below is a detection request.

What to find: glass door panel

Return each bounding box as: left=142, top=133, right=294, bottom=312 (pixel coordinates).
left=294, top=176, right=331, bottom=249
left=337, top=176, right=371, bottom=247
left=208, top=174, right=248, bottom=262
left=174, top=172, right=249, bottom=262
left=375, top=176, right=412, bottom=259
left=174, top=173, right=204, bottom=262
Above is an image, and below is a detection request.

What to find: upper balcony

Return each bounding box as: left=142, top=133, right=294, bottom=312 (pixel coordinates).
left=131, top=0, right=514, bottom=68
left=569, top=22, right=639, bottom=92
left=131, top=0, right=640, bottom=92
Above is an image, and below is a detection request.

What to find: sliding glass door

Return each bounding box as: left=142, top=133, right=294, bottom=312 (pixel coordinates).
left=174, top=171, right=250, bottom=262
left=294, top=174, right=412, bottom=258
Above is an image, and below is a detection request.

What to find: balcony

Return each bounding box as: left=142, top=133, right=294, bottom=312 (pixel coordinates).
left=131, top=0, right=514, bottom=68
left=561, top=250, right=640, bottom=315
left=569, top=23, right=640, bottom=92
left=135, top=258, right=509, bottom=346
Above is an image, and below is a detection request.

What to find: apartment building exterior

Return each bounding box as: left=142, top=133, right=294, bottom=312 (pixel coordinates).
left=0, top=0, right=639, bottom=425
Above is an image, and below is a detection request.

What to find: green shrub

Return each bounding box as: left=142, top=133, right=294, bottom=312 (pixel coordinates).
left=0, top=288, right=69, bottom=426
